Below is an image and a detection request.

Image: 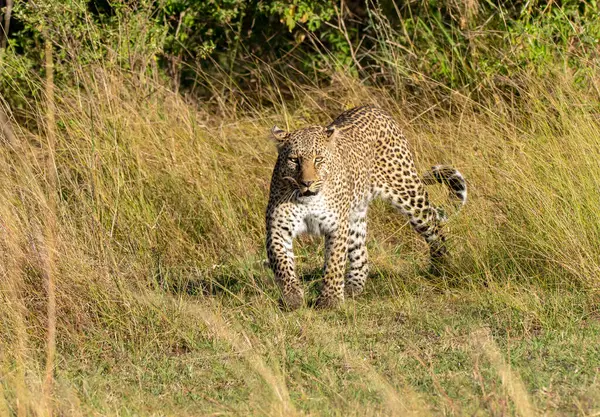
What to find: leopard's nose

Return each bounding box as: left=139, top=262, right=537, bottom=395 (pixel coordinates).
left=300, top=180, right=314, bottom=188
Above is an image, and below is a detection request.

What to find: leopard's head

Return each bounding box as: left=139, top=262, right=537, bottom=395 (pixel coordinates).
left=270, top=125, right=337, bottom=198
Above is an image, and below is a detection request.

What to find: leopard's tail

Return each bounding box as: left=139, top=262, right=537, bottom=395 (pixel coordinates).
left=422, top=165, right=467, bottom=220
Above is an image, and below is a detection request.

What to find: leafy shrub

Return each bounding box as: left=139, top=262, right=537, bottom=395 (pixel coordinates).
left=2, top=0, right=600, bottom=111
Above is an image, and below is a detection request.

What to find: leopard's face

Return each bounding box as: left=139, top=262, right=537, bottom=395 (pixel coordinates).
left=271, top=125, right=335, bottom=199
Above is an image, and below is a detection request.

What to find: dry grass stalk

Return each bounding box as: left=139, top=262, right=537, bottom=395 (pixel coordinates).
left=185, top=301, right=297, bottom=416
left=470, top=328, right=536, bottom=417
left=41, top=37, right=58, bottom=416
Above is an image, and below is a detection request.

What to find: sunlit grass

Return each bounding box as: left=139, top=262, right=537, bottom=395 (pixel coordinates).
left=1, top=40, right=600, bottom=417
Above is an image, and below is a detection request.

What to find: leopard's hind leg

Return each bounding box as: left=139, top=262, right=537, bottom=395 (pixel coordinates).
left=376, top=164, right=447, bottom=265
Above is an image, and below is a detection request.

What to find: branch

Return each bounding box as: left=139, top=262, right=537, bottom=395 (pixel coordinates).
left=1, top=0, right=13, bottom=49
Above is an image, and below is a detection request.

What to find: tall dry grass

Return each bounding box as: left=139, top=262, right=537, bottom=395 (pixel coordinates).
left=1, top=37, right=600, bottom=414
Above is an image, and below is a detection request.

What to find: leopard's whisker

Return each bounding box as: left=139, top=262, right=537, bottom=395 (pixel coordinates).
left=287, top=189, right=298, bottom=203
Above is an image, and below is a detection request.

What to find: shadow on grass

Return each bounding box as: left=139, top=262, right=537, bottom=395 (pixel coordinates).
left=150, top=262, right=264, bottom=297
left=150, top=251, right=474, bottom=308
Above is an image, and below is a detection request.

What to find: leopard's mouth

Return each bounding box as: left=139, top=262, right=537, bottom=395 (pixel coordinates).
left=299, top=188, right=319, bottom=197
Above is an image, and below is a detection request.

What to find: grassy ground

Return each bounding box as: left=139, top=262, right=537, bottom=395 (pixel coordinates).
left=1, top=64, right=600, bottom=416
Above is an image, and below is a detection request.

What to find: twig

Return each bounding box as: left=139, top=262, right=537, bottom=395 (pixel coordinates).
left=324, top=2, right=363, bottom=71
left=1, top=0, right=12, bottom=49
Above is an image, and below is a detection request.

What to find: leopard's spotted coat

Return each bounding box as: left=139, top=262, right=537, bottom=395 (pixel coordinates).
left=266, top=106, right=467, bottom=309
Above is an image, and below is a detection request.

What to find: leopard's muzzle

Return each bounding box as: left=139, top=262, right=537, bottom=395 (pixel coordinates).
left=299, top=180, right=322, bottom=197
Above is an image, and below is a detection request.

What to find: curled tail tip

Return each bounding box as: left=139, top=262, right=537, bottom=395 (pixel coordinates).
left=423, top=165, right=467, bottom=206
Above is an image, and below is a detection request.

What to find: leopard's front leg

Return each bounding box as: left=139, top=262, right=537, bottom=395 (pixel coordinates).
left=316, top=217, right=349, bottom=309
left=266, top=203, right=304, bottom=310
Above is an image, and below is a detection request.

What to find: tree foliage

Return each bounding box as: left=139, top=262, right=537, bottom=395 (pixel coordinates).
left=1, top=0, right=599, bottom=114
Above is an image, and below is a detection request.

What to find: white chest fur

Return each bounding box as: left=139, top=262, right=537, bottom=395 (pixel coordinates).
left=292, top=194, right=337, bottom=238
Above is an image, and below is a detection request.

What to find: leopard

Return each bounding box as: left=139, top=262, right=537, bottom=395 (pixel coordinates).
left=265, top=105, right=467, bottom=310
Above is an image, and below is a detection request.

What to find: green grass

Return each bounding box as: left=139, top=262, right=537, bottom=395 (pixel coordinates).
left=34, top=279, right=600, bottom=415
left=1, top=55, right=600, bottom=415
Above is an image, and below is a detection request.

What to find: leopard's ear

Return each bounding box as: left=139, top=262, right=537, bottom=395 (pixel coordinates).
left=325, top=125, right=337, bottom=144
left=270, top=125, right=288, bottom=148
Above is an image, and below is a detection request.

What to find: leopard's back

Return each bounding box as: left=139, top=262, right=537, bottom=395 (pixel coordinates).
left=326, top=105, right=416, bottom=202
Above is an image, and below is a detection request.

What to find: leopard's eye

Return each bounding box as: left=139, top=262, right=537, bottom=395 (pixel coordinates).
left=314, top=156, right=324, bottom=163
left=288, top=157, right=299, bottom=164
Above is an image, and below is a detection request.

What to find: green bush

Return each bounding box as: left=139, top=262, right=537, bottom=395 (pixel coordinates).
left=2, top=0, right=600, bottom=111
